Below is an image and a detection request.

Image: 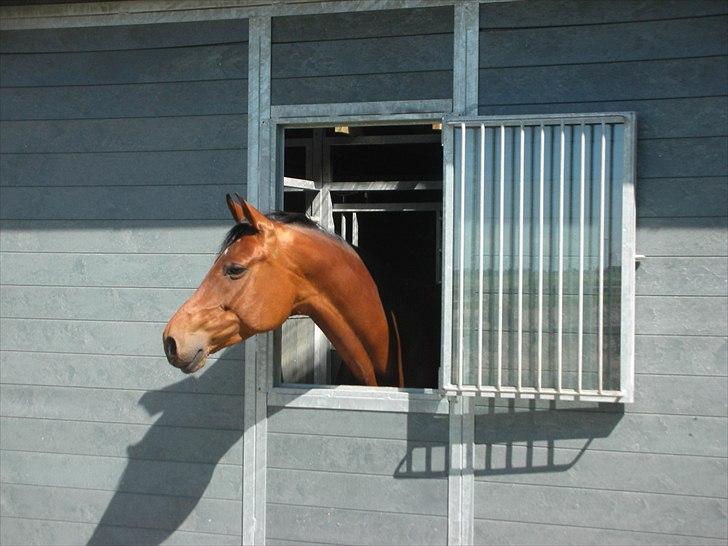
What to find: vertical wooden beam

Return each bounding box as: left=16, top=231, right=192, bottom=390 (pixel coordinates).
left=243, top=14, right=271, bottom=546
left=448, top=1, right=478, bottom=545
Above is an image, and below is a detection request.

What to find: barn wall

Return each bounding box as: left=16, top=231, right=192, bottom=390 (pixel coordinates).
left=266, top=407, right=449, bottom=545
left=270, top=6, right=453, bottom=105
left=474, top=1, right=728, bottom=544
left=0, top=20, right=249, bottom=544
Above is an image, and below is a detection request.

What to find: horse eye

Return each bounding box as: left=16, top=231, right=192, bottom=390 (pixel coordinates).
left=224, top=264, right=247, bottom=279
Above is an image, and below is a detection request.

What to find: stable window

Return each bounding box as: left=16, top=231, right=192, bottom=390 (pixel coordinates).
left=278, top=123, right=443, bottom=390
left=441, top=114, right=636, bottom=402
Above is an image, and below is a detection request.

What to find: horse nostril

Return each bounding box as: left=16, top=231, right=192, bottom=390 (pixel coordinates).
left=164, top=336, right=178, bottom=360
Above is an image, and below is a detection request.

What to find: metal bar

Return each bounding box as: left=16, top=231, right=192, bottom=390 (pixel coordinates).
left=340, top=212, right=347, bottom=242
left=621, top=114, right=638, bottom=403
left=324, top=133, right=441, bottom=146
left=440, top=122, right=455, bottom=393
left=497, top=124, right=505, bottom=390
left=457, top=123, right=466, bottom=389
left=517, top=124, right=525, bottom=391
left=446, top=112, right=632, bottom=127
left=598, top=122, right=606, bottom=394
left=578, top=123, right=585, bottom=393
left=322, top=180, right=442, bottom=191
left=283, top=176, right=317, bottom=191
left=557, top=124, right=565, bottom=393
left=477, top=123, right=485, bottom=389
left=538, top=124, right=545, bottom=391
left=331, top=202, right=442, bottom=212
left=352, top=212, right=359, bottom=247
left=273, top=101, right=452, bottom=122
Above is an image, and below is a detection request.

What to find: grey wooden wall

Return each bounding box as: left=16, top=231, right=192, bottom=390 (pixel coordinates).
left=266, top=407, right=449, bottom=545
left=474, top=1, right=727, bottom=544
left=270, top=6, right=453, bottom=105
left=0, top=19, right=249, bottom=544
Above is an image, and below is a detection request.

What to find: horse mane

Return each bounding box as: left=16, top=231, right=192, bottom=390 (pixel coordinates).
left=218, top=210, right=335, bottom=254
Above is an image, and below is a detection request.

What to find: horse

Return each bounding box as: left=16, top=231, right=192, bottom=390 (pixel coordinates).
left=163, top=194, right=403, bottom=387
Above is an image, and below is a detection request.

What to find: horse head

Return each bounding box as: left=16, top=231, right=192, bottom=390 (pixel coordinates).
left=162, top=195, right=300, bottom=374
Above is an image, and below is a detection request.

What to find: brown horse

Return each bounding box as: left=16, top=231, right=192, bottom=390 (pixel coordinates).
left=163, top=194, right=403, bottom=387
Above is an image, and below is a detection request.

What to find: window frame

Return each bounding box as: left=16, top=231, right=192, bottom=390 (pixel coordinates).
left=265, top=108, right=451, bottom=414
left=440, top=112, right=637, bottom=403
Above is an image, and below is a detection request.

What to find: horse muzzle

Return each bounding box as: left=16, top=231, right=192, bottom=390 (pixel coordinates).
left=162, top=332, right=208, bottom=374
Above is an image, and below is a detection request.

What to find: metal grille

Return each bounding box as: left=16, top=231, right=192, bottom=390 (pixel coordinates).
left=441, top=114, right=635, bottom=402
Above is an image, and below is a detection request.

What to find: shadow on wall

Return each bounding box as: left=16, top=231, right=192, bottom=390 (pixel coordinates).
left=87, top=350, right=245, bottom=546
left=394, top=400, right=624, bottom=479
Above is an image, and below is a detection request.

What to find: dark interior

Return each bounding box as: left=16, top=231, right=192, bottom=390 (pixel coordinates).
left=283, top=124, right=442, bottom=388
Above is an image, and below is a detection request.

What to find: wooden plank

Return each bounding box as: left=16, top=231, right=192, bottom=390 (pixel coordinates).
left=0, top=43, right=248, bottom=86
left=473, top=411, right=726, bottom=458
left=0, top=19, right=249, bottom=53
left=0, top=285, right=192, bottom=322
left=0, top=416, right=243, bottom=465
left=0, top=80, right=248, bottom=120
left=0, top=517, right=241, bottom=546
left=267, top=468, right=446, bottom=516
left=0, top=318, right=176, bottom=355
left=472, top=481, right=727, bottom=539
left=638, top=137, right=727, bottom=179
left=272, top=33, right=452, bottom=78
left=267, top=504, right=446, bottom=546
left=479, top=0, right=728, bottom=29
left=636, top=257, right=727, bottom=296
left=271, top=70, right=452, bottom=105
left=479, top=16, right=727, bottom=68
left=630, top=374, right=727, bottom=417
left=0, top=252, right=214, bottom=288
left=479, top=97, right=728, bottom=140
left=637, top=217, right=728, bottom=257
left=473, top=518, right=727, bottom=546
left=0, top=220, right=231, bottom=253
left=267, top=406, right=450, bottom=443
left=272, top=6, right=453, bottom=42
left=637, top=177, right=728, bottom=218
left=636, top=335, right=726, bottom=376
left=0, top=451, right=242, bottom=500
left=472, top=444, right=727, bottom=498
left=0, top=384, right=244, bottom=430
left=0, top=352, right=243, bottom=395
left=0, top=483, right=242, bottom=536
left=0, top=149, right=246, bottom=187
left=0, top=115, right=247, bottom=153
left=636, top=295, right=727, bottom=336
left=477, top=57, right=727, bottom=105
left=268, top=432, right=448, bottom=477
left=0, top=184, right=245, bottom=220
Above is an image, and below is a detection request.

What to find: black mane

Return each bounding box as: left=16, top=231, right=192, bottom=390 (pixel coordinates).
left=218, top=210, right=325, bottom=254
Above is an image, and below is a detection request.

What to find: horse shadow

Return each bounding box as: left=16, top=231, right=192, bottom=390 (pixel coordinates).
left=87, top=350, right=245, bottom=545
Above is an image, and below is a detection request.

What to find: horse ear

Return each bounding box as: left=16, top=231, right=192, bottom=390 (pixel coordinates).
left=239, top=198, right=274, bottom=233
left=226, top=193, right=245, bottom=223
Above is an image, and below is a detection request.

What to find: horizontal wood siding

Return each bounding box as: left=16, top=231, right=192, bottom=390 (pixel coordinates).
left=0, top=19, right=248, bottom=544
left=266, top=407, right=448, bottom=545
left=270, top=6, right=453, bottom=105
left=475, top=1, right=728, bottom=544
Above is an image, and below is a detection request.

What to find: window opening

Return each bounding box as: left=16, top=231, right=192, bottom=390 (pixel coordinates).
left=280, top=124, right=444, bottom=389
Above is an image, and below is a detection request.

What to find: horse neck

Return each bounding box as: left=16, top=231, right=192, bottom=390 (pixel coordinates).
left=284, top=227, right=395, bottom=386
